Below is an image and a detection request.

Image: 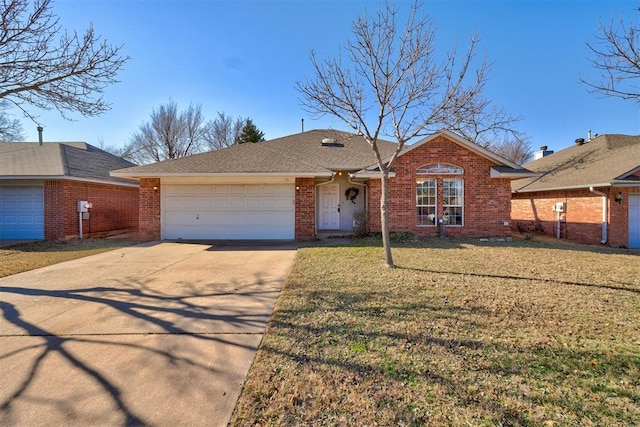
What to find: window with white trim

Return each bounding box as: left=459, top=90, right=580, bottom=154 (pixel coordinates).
left=416, top=178, right=436, bottom=226
left=416, top=163, right=464, bottom=227
left=443, top=178, right=463, bottom=225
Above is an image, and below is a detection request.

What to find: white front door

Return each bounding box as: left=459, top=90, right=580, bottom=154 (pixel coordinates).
left=319, top=183, right=340, bottom=229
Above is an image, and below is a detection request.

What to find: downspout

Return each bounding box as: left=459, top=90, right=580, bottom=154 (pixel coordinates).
left=589, top=187, right=608, bottom=244
left=315, top=172, right=337, bottom=236
left=348, top=173, right=368, bottom=230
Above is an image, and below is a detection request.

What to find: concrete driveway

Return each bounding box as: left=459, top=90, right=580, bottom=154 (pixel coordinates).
left=0, top=241, right=298, bottom=426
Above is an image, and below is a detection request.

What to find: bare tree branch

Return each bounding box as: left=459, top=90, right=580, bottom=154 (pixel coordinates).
left=202, top=112, right=245, bottom=150
left=0, top=0, right=129, bottom=123
left=581, top=7, right=640, bottom=103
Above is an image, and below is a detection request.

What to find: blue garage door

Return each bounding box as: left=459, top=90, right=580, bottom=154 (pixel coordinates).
left=0, top=186, right=45, bottom=239
left=629, top=194, right=640, bottom=249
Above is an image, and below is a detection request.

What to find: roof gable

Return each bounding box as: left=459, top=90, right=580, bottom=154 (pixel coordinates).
left=395, top=130, right=523, bottom=169
left=512, top=134, right=640, bottom=192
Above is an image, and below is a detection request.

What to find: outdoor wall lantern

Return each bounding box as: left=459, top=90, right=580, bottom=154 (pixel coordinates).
left=295, top=186, right=300, bottom=191
left=615, top=192, right=623, bottom=204
left=153, top=186, right=159, bottom=191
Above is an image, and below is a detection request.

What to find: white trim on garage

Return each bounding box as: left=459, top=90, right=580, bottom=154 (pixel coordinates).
left=0, top=185, right=44, bottom=239
left=629, top=193, right=640, bottom=249
left=162, top=183, right=295, bottom=240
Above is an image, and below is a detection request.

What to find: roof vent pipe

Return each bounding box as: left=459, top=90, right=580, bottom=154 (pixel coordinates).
left=301, top=118, right=304, bottom=133
left=587, top=130, right=592, bottom=141
left=37, top=126, right=43, bottom=145
left=575, top=138, right=585, bottom=145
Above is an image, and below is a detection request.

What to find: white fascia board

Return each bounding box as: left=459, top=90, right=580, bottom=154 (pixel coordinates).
left=616, top=166, right=640, bottom=180
left=490, top=168, right=541, bottom=179
left=513, top=182, right=612, bottom=193
left=0, top=175, right=139, bottom=188
left=350, top=171, right=396, bottom=179
left=110, top=171, right=332, bottom=179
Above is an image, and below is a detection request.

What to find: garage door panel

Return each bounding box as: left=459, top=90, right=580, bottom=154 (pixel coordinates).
left=0, top=186, right=44, bottom=239
left=164, top=184, right=294, bottom=240
left=629, top=194, right=640, bottom=248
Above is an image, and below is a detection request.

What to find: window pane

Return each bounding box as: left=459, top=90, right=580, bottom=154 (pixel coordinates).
left=416, top=179, right=436, bottom=226
left=443, top=178, right=463, bottom=226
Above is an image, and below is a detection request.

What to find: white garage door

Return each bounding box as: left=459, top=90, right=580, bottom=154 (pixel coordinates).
left=164, top=184, right=295, bottom=240
left=0, top=186, right=44, bottom=239
left=629, top=194, right=640, bottom=249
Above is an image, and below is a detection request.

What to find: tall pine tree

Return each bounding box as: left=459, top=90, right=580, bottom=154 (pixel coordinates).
left=237, top=119, right=265, bottom=143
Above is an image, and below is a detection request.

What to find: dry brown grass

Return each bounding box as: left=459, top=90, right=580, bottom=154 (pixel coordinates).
left=0, top=238, right=136, bottom=278
left=232, top=237, right=640, bottom=426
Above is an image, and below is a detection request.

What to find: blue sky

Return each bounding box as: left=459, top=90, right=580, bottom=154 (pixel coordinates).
left=19, top=0, right=640, bottom=154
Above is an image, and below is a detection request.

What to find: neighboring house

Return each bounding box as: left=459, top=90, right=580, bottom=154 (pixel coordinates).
left=111, top=129, right=534, bottom=241
left=511, top=134, right=640, bottom=248
left=0, top=142, right=139, bottom=240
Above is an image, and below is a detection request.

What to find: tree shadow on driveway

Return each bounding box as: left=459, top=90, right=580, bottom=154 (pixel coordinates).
left=0, top=274, right=281, bottom=426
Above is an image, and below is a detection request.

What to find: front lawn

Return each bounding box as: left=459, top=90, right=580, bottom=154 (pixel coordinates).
left=232, top=237, right=640, bottom=426
left=0, top=238, right=136, bottom=278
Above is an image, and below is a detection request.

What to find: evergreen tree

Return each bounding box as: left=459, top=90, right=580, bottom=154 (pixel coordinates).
left=237, top=119, right=265, bottom=143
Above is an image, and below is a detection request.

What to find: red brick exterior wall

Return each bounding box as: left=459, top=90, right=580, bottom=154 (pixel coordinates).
left=44, top=180, right=138, bottom=240
left=138, top=178, right=161, bottom=242
left=511, top=187, right=639, bottom=247
left=295, top=178, right=316, bottom=239
left=367, top=136, right=512, bottom=238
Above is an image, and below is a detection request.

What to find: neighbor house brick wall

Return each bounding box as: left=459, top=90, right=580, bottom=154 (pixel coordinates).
left=367, top=136, right=512, bottom=238
left=511, top=187, right=639, bottom=247
left=295, top=177, right=315, bottom=239
left=138, top=178, right=161, bottom=242
left=44, top=180, right=138, bottom=240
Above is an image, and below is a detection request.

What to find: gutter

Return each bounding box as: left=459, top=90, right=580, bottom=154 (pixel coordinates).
left=589, top=187, right=608, bottom=244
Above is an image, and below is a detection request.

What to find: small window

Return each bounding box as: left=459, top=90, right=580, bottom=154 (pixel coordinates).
left=416, top=178, right=436, bottom=226
left=417, top=163, right=463, bottom=175
left=443, top=178, right=463, bottom=225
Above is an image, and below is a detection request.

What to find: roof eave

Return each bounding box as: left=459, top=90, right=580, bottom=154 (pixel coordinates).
left=490, top=168, right=541, bottom=179
left=513, top=182, right=613, bottom=193
left=0, top=175, right=139, bottom=187
left=110, top=171, right=333, bottom=179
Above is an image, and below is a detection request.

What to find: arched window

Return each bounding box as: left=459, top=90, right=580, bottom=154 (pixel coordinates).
left=416, top=163, right=463, bottom=175
left=416, top=163, right=464, bottom=227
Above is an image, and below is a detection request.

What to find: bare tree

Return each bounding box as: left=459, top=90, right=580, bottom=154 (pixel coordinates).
left=441, top=98, right=532, bottom=162
left=582, top=7, right=640, bottom=103
left=491, top=138, right=533, bottom=165
left=0, top=102, right=25, bottom=141
left=298, top=1, right=519, bottom=268
left=124, top=101, right=206, bottom=164
left=0, top=0, right=128, bottom=125
left=203, top=112, right=245, bottom=150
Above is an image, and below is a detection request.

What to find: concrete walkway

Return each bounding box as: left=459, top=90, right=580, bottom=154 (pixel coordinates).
left=0, top=241, right=298, bottom=426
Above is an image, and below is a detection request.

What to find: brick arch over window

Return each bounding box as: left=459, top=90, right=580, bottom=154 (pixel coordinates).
left=416, top=162, right=464, bottom=175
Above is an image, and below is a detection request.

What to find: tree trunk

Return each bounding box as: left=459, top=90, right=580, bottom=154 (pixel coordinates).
left=380, top=169, right=394, bottom=268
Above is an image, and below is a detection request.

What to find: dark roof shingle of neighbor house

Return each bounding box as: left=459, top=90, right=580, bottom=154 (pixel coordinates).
left=0, top=142, right=138, bottom=186
left=512, top=134, right=640, bottom=192
left=111, top=129, right=399, bottom=177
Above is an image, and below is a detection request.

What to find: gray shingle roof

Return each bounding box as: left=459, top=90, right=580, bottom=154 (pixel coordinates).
left=0, top=142, right=138, bottom=186
left=112, top=129, right=398, bottom=177
left=512, top=134, right=640, bottom=192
